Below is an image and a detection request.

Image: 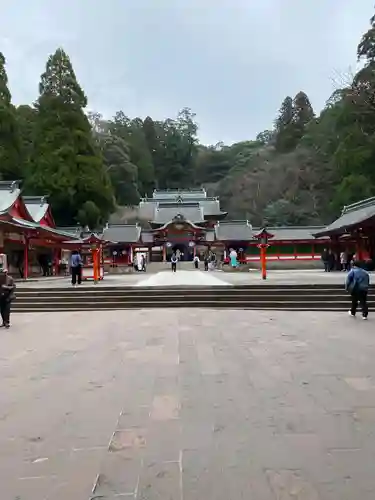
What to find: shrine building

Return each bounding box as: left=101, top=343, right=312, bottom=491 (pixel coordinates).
left=102, top=188, right=331, bottom=265
left=1, top=180, right=373, bottom=278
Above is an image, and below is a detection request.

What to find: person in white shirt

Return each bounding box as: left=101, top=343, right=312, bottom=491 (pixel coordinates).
left=193, top=255, right=200, bottom=269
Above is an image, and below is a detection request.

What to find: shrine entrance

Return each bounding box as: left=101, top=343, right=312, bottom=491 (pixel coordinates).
left=171, top=243, right=192, bottom=261
left=152, top=215, right=207, bottom=262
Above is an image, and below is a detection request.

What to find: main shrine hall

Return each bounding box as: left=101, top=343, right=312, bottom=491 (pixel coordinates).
left=102, top=188, right=330, bottom=265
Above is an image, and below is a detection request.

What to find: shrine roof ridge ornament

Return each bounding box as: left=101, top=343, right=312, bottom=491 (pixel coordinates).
left=0, top=180, right=20, bottom=192
left=22, top=195, right=48, bottom=207
left=342, top=196, right=375, bottom=215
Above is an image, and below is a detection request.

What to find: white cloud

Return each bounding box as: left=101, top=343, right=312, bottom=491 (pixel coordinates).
left=1, top=0, right=374, bottom=143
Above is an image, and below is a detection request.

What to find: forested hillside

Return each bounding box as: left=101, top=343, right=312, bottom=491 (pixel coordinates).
left=1, top=10, right=375, bottom=227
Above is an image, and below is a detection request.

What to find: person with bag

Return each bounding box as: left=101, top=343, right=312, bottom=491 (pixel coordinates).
left=70, top=250, right=83, bottom=287
left=0, top=265, right=16, bottom=329
left=171, top=252, right=178, bottom=273
left=346, top=261, right=370, bottom=320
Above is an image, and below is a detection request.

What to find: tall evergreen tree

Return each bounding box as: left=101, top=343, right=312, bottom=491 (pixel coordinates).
left=274, top=96, right=295, bottom=152
left=102, top=135, right=140, bottom=205
left=16, top=105, right=37, bottom=176
left=293, top=92, right=314, bottom=127
left=0, top=52, right=21, bottom=180
left=275, top=96, right=293, bottom=131
left=26, top=48, right=114, bottom=225
left=109, top=112, right=154, bottom=197
left=292, top=91, right=314, bottom=139
left=357, top=12, right=375, bottom=63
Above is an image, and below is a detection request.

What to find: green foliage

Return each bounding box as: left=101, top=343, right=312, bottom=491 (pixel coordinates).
left=263, top=199, right=310, bottom=226
left=25, top=48, right=114, bottom=225
left=256, top=130, right=274, bottom=145
left=77, top=200, right=101, bottom=230
left=274, top=93, right=314, bottom=152
left=333, top=175, right=374, bottom=212
left=110, top=112, right=154, bottom=196
left=16, top=105, right=37, bottom=173
left=0, top=52, right=21, bottom=180
left=358, top=13, right=375, bottom=62
left=102, top=135, right=140, bottom=206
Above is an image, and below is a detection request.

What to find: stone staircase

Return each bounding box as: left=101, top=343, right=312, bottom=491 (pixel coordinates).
left=12, top=284, right=375, bottom=312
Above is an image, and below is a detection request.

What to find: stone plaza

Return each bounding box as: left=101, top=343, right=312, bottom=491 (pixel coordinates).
left=1, top=305, right=374, bottom=499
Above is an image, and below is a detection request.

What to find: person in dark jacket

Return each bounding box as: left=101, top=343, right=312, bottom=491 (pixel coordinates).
left=346, top=262, right=370, bottom=320
left=321, top=248, right=329, bottom=272
left=171, top=252, right=178, bottom=272
left=70, top=250, right=83, bottom=286
left=0, top=266, right=16, bottom=328
left=204, top=254, right=209, bottom=271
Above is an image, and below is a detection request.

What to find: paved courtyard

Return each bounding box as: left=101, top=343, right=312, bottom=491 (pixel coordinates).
left=1, top=309, right=374, bottom=499
left=19, top=268, right=373, bottom=288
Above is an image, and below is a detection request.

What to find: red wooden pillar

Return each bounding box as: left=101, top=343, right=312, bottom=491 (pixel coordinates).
left=162, top=245, right=167, bottom=262
left=92, top=247, right=99, bottom=283
left=24, top=235, right=29, bottom=280
left=260, top=245, right=267, bottom=280
left=356, top=238, right=363, bottom=260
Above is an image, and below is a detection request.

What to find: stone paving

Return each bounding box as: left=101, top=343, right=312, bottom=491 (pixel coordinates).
left=1, top=309, right=375, bottom=499
left=135, top=270, right=231, bottom=287
left=19, top=269, right=374, bottom=288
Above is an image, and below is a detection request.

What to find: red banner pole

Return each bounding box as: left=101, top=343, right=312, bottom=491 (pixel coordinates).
left=260, top=245, right=267, bottom=280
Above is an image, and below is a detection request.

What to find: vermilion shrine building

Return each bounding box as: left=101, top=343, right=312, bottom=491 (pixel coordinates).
left=103, top=188, right=331, bottom=265
left=1, top=181, right=373, bottom=278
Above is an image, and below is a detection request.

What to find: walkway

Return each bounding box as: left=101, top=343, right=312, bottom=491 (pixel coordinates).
left=135, top=270, right=230, bottom=287
left=17, top=269, right=373, bottom=289
left=1, top=309, right=374, bottom=499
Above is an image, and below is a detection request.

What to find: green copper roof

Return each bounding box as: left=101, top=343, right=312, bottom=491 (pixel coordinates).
left=313, top=197, right=375, bottom=237
left=102, top=224, right=141, bottom=243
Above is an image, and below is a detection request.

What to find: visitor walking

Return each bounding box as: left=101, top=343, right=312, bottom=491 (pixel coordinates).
left=204, top=254, right=209, bottom=271
left=141, top=254, right=147, bottom=272
left=328, top=250, right=336, bottom=271
left=193, top=255, right=200, bottom=269
left=229, top=248, right=238, bottom=268
left=171, top=252, right=178, bottom=273
left=346, top=261, right=370, bottom=320
left=340, top=251, right=349, bottom=271
left=71, top=250, right=83, bottom=287
left=321, top=248, right=330, bottom=272
left=0, top=265, right=16, bottom=329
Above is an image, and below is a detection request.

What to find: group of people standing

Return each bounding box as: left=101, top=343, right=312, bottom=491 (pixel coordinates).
left=134, top=253, right=147, bottom=272
left=170, top=251, right=217, bottom=272
left=321, top=249, right=354, bottom=272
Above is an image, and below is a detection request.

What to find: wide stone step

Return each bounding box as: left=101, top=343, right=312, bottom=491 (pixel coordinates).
left=15, top=283, right=375, bottom=292
left=13, top=293, right=373, bottom=303
left=16, top=285, right=374, bottom=295
left=12, top=300, right=374, bottom=311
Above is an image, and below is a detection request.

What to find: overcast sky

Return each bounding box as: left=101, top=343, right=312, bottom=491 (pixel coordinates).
left=1, top=0, right=373, bottom=144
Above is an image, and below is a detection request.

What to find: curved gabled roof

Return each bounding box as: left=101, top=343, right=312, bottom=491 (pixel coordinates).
left=102, top=224, right=142, bottom=243
left=153, top=203, right=204, bottom=225
left=214, top=221, right=253, bottom=241
left=0, top=181, right=22, bottom=215
left=313, top=197, right=375, bottom=237
left=23, top=196, right=50, bottom=223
